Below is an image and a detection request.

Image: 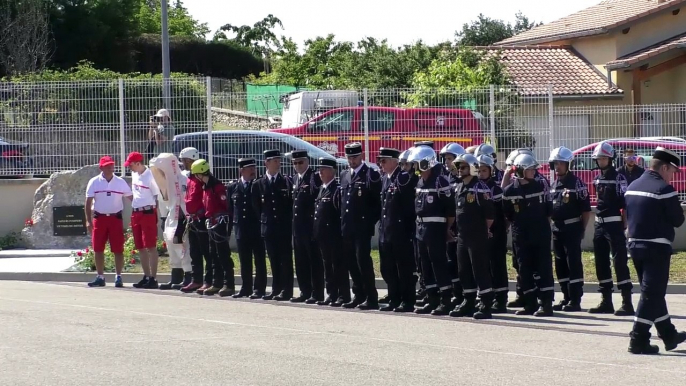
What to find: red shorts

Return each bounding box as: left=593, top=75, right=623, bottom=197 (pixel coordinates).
left=131, top=209, right=158, bottom=249
left=92, top=215, right=125, bottom=253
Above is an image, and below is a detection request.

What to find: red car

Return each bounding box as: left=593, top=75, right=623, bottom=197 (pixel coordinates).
left=543, top=139, right=686, bottom=204
left=269, top=106, right=486, bottom=159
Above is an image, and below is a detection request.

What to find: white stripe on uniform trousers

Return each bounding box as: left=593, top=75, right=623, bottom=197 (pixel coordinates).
left=569, top=279, right=584, bottom=284
left=463, top=288, right=478, bottom=294
left=625, top=190, right=678, bottom=200
left=478, top=288, right=493, bottom=295
left=598, top=279, right=613, bottom=284
left=493, top=287, right=508, bottom=292
left=655, top=314, right=670, bottom=323
left=539, top=287, right=555, bottom=292
left=616, top=279, right=632, bottom=285
left=634, top=316, right=654, bottom=326
left=558, top=278, right=570, bottom=283
left=425, top=284, right=438, bottom=289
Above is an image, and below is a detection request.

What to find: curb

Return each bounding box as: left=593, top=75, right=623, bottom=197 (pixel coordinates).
left=0, top=251, right=72, bottom=259
left=1, top=272, right=686, bottom=295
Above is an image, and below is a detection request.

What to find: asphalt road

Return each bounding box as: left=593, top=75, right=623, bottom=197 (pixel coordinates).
left=1, top=281, right=685, bottom=386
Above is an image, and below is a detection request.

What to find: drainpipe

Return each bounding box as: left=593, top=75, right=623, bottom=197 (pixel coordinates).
left=606, top=69, right=613, bottom=89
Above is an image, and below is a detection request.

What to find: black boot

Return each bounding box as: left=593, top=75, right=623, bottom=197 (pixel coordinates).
left=562, top=299, right=582, bottom=312
left=515, top=295, right=539, bottom=316
left=614, top=291, right=635, bottom=316
left=589, top=290, right=615, bottom=314
left=431, top=292, right=453, bottom=316
left=174, top=271, right=193, bottom=290
left=534, top=300, right=554, bottom=317
left=552, top=299, right=569, bottom=312
left=662, top=331, right=686, bottom=352
left=628, top=339, right=660, bottom=355
left=473, top=297, right=493, bottom=320
left=491, top=293, right=508, bottom=314
left=160, top=268, right=184, bottom=290
left=449, top=298, right=476, bottom=318
left=507, top=294, right=525, bottom=308
left=415, top=293, right=439, bottom=314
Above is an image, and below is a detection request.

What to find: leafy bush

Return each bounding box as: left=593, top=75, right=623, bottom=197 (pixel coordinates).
left=72, top=227, right=168, bottom=272
left=0, top=232, right=20, bottom=251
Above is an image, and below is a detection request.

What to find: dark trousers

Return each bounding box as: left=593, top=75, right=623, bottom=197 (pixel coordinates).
left=514, top=235, right=555, bottom=302
left=417, top=230, right=451, bottom=294
left=342, top=235, right=378, bottom=302
left=188, top=219, right=211, bottom=284
left=447, top=241, right=463, bottom=294
left=457, top=233, right=493, bottom=302
left=512, top=239, right=541, bottom=298
left=318, top=237, right=350, bottom=302
left=294, top=236, right=325, bottom=300
left=264, top=234, right=293, bottom=297
left=489, top=228, right=509, bottom=299
left=630, top=243, right=678, bottom=341
left=414, top=239, right=423, bottom=290
left=208, top=223, right=234, bottom=288
left=236, top=235, right=267, bottom=294
left=379, top=239, right=416, bottom=305
left=593, top=221, right=632, bottom=293
left=553, top=228, right=584, bottom=302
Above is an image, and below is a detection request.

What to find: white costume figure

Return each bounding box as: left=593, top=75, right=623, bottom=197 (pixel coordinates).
left=149, top=153, right=192, bottom=289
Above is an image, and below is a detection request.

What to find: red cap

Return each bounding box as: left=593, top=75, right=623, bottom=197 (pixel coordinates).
left=124, top=152, right=144, bottom=167
left=99, top=156, right=115, bottom=168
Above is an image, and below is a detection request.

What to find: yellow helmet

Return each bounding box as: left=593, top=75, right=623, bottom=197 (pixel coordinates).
left=190, top=159, right=210, bottom=174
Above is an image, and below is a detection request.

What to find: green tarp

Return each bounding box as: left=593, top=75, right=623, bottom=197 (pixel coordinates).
left=246, top=84, right=307, bottom=117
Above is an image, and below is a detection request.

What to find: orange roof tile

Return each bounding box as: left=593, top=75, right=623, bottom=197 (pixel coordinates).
left=483, top=46, right=623, bottom=96
left=606, top=32, right=686, bottom=69
left=496, top=0, right=686, bottom=46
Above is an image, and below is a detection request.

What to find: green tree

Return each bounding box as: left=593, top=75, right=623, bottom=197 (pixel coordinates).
left=218, top=15, right=284, bottom=72
left=137, top=0, right=210, bottom=39
left=456, top=11, right=541, bottom=46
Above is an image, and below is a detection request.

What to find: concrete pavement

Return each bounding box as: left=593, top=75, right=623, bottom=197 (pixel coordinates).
left=0, top=281, right=685, bottom=386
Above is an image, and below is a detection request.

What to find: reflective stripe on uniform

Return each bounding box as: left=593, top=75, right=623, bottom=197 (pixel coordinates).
left=625, top=190, right=678, bottom=200
left=634, top=316, right=653, bottom=326
left=539, top=286, right=555, bottom=292
left=564, top=218, right=581, bottom=224
left=416, top=217, right=446, bottom=223
left=569, top=278, right=584, bottom=284
left=416, top=186, right=452, bottom=193
left=627, top=237, right=672, bottom=245
left=616, top=279, right=632, bottom=286
left=595, top=216, right=622, bottom=223
left=595, top=180, right=618, bottom=184
left=655, top=314, right=670, bottom=323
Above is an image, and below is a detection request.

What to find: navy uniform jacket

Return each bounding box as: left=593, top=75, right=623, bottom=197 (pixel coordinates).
left=485, top=178, right=506, bottom=233
left=617, top=165, right=644, bottom=186
left=493, top=167, right=505, bottom=186
left=550, top=172, right=591, bottom=233
left=251, top=173, right=293, bottom=238
left=625, top=170, right=684, bottom=253
left=339, top=164, right=382, bottom=238
left=228, top=178, right=260, bottom=240
left=415, top=164, right=455, bottom=242
left=593, top=168, right=627, bottom=219
left=455, top=177, right=494, bottom=238
left=291, top=167, right=322, bottom=240
left=503, top=178, right=552, bottom=244
left=379, top=167, right=417, bottom=244
left=313, top=180, right=341, bottom=241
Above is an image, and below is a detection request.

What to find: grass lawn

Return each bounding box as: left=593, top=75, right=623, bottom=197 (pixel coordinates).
left=213, top=122, right=238, bottom=131
left=129, top=250, right=686, bottom=284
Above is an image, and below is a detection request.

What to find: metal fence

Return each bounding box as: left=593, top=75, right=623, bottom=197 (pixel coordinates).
left=2, top=79, right=686, bottom=199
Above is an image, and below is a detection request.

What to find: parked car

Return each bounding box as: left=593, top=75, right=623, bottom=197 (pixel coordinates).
left=542, top=138, right=686, bottom=204
left=0, top=136, right=34, bottom=178
left=172, top=130, right=352, bottom=181
left=269, top=106, right=486, bottom=159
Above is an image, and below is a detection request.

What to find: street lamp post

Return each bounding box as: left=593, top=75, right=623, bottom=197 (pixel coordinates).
left=161, top=0, right=171, bottom=109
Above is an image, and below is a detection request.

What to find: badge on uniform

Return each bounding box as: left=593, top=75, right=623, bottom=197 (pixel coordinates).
left=107, top=192, right=111, bottom=197
left=466, top=193, right=474, bottom=203
left=221, top=195, right=227, bottom=201
left=562, top=189, right=570, bottom=204
left=358, top=189, right=362, bottom=197
left=427, top=196, right=434, bottom=203
left=514, top=202, right=519, bottom=213
left=483, top=191, right=490, bottom=200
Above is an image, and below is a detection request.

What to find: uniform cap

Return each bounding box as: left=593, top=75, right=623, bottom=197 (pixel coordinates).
left=344, top=142, right=362, bottom=156
left=377, top=147, right=400, bottom=159
left=290, top=149, right=308, bottom=160
left=99, top=156, right=115, bottom=168
left=413, top=140, right=434, bottom=149
left=155, top=109, right=170, bottom=118
left=238, top=158, right=256, bottom=168
left=124, top=152, right=144, bottom=166
left=319, top=158, right=337, bottom=168
left=653, top=147, right=680, bottom=168
left=263, top=149, right=281, bottom=160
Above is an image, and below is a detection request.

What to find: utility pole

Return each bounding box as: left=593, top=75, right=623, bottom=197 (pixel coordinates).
left=161, top=0, right=171, bottom=110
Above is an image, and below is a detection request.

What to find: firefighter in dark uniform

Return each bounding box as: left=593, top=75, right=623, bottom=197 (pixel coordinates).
left=191, top=159, right=235, bottom=297
left=617, top=148, right=645, bottom=186
left=289, top=149, right=325, bottom=304
left=450, top=153, right=495, bottom=319
left=476, top=154, right=509, bottom=313
left=339, top=142, right=382, bottom=310
left=439, top=143, right=466, bottom=308
left=548, top=147, right=591, bottom=312
left=590, top=141, right=634, bottom=315
left=377, top=147, right=418, bottom=313
left=625, top=147, right=686, bottom=354
left=474, top=143, right=504, bottom=185
left=409, top=146, right=455, bottom=315
left=251, top=149, right=294, bottom=301
left=313, top=158, right=351, bottom=307
left=502, top=153, right=555, bottom=316
left=400, top=147, right=423, bottom=296
left=227, top=158, right=267, bottom=299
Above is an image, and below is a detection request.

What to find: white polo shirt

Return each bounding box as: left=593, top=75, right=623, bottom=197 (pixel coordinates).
left=131, top=168, right=160, bottom=209
left=86, top=174, right=133, bottom=214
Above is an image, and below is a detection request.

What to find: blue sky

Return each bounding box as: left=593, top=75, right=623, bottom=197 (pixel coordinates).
left=184, top=0, right=602, bottom=47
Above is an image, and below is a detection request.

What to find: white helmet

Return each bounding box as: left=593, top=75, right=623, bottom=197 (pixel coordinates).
left=179, top=147, right=199, bottom=161
left=549, top=146, right=574, bottom=163
left=591, top=141, right=616, bottom=160
left=408, top=146, right=437, bottom=172
left=399, top=147, right=413, bottom=163
left=454, top=153, right=479, bottom=177
left=475, top=143, right=496, bottom=158
left=439, top=143, right=466, bottom=157
left=513, top=153, right=539, bottom=179
left=506, top=148, right=533, bottom=166
left=476, top=154, right=495, bottom=169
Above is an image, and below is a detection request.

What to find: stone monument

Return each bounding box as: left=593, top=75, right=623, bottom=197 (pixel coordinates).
left=22, top=164, right=101, bottom=249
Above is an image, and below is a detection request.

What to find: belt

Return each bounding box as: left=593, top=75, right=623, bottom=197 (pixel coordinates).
left=416, top=216, right=446, bottom=223
left=628, top=237, right=672, bottom=245
left=595, top=216, right=622, bottom=223
left=562, top=218, right=581, bottom=225
left=133, top=205, right=156, bottom=212
left=94, top=211, right=122, bottom=217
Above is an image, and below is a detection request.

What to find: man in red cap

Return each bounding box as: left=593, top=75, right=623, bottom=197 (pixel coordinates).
left=85, top=156, right=133, bottom=287
left=125, top=151, right=162, bottom=289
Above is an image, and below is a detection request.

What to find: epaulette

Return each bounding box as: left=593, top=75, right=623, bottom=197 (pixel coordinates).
left=368, top=167, right=381, bottom=183
left=397, top=171, right=412, bottom=187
